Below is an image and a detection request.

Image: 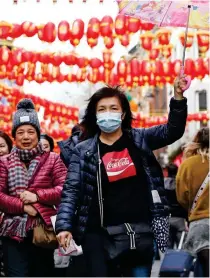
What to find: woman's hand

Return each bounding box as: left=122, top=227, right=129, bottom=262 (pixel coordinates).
left=174, top=74, right=188, bottom=100
left=24, top=205, right=38, bottom=216
left=56, top=231, right=72, bottom=251
left=20, top=190, right=38, bottom=204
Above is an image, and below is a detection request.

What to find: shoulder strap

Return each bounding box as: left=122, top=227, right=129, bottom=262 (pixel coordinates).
left=190, top=171, right=209, bottom=214
left=97, top=144, right=104, bottom=227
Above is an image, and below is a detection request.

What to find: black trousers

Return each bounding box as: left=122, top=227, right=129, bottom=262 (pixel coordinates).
left=82, top=232, right=153, bottom=277
left=1, top=237, right=54, bottom=277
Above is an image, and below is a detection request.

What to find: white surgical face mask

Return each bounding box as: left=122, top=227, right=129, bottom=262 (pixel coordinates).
left=96, top=112, right=122, bottom=133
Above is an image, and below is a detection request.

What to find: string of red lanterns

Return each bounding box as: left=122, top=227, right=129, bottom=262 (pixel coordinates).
left=0, top=18, right=155, bottom=48
left=0, top=45, right=209, bottom=86
left=1, top=21, right=209, bottom=55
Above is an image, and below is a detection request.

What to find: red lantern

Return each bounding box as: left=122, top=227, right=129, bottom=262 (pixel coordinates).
left=65, top=73, right=76, bottom=82
left=194, top=58, right=205, bottom=79
left=76, top=56, right=89, bottom=68
left=22, top=51, right=36, bottom=63
left=127, top=16, right=141, bottom=34
left=51, top=66, right=60, bottom=80
left=16, top=75, right=24, bottom=86
left=76, top=68, right=86, bottom=82
left=104, top=36, right=114, bottom=49
left=104, top=60, right=115, bottom=71
left=87, top=69, right=100, bottom=83
left=10, top=48, right=22, bottom=66
left=140, top=33, right=154, bottom=51
left=100, top=16, right=113, bottom=37
left=160, top=44, right=173, bottom=59
left=87, top=18, right=100, bottom=39
left=149, top=73, right=156, bottom=87
left=153, top=60, right=164, bottom=77
left=58, top=21, right=70, bottom=41
left=0, top=46, right=10, bottom=65
left=141, top=22, right=154, bottom=31
left=70, top=19, right=84, bottom=47
left=130, top=58, right=140, bottom=83
left=51, top=53, right=63, bottom=66
left=25, top=63, right=35, bottom=79
left=42, top=22, right=56, bottom=43
left=63, top=53, right=77, bottom=66
left=141, top=60, right=151, bottom=78
left=149, top=46, right=160, bottom=60
left=39, top=52, right=50, bottom=64
left=115, top=15, right=127, bottom=36
left=117, top=58, right=127, bottom=83
left=162, top=61, right=173, bottom=83
left=87, top=38, right=98, bottom=48
left=203, top=57, right=210, bottom=75
left=41, top=64, right=49, bottom=78
left=156, top=29, right=171, bottom=45
left=10, top=24, right=22, bottom=38
left=21, top=21, right=37, bottom=37
left=120, top=34, right=130, bottom=47
left=90, top=58, right=102, bottom=69
left=179, top=32, right=194, bottom=48
left=184, top=59, right=195, bottom=77
left=0, top=21, right=12, bottom=39
left=173, top=60, right=182, bottom=76
left=196, top=31, right=209, bottom=57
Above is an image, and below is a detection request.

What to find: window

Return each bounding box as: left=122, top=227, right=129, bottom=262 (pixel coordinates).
left=198, top=90, right=207, bottom=111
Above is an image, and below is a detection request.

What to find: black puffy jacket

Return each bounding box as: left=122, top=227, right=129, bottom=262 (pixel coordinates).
left=56, top=98, right=187, bottom=245
left=58, top=127, right=81, bottom=167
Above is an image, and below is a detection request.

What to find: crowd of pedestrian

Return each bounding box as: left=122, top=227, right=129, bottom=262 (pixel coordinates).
left=0, top=75, right=209, bottom=277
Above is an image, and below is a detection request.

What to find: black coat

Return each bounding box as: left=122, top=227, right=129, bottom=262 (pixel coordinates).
left=58, top=127, right=81, bottom=168
left=56, top=98, right=187, bottom=246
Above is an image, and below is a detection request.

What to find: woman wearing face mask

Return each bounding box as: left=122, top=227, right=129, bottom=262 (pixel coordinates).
left=0, top=99, right=67, bottom=277
left=0, top=131, right=13, bottom=157
left=56, top=76, right=188, bottom=277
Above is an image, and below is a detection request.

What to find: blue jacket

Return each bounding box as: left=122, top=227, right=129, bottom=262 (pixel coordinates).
left=56, top=98, right=187, bottom=245
left=58, top=129, right=81, bottom=168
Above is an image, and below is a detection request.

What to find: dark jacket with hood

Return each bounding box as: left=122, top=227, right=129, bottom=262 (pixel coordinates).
left=55, top=98, right=188, bottom=247
left=58, top=125, right=82, bottom=168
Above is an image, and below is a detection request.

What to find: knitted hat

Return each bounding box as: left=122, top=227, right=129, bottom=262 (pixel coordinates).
left=12, top=99, right=40, bottom=138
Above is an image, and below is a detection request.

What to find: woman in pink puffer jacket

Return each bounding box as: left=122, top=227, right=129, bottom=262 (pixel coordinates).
left=0, top=99, right=67, bottom=277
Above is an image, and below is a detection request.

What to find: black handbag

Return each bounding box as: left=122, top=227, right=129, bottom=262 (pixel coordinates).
left=97, top=145, right=154, bottom=261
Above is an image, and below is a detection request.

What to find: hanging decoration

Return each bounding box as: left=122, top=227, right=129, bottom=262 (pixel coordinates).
left=196, top=31, right=210, bottom=57
left=156, top=29, right=171, bottom=45
left=0, top=45, right=209, bottom=86
left=140, top=32, right=154, bottom=51
left=179, top=32, right=194, bottom=48
left=0, top=17, right=154, bottom=48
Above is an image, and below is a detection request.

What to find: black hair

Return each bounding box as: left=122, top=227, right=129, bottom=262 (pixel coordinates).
left=40, top=134, right=54, bottom=152
left=0, top=131, right=13, bottom=153
left=81, top=86, right=133, bottom=138
left=166, top=163, right=178, bottom=177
